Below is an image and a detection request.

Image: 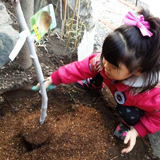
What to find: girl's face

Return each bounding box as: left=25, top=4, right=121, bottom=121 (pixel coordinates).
left=103, top=58, right=133, bottom=80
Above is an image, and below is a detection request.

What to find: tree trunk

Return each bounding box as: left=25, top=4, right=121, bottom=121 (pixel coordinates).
left=18, top=0, right=33, bottom=69
left=34, top=0, right=47, bottom=13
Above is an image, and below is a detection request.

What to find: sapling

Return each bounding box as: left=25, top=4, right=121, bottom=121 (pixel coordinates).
left=10, top=0, right=53, bottom=124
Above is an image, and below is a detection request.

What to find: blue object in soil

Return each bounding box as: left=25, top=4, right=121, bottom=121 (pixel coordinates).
left=31, top=84, right=56, bottom=91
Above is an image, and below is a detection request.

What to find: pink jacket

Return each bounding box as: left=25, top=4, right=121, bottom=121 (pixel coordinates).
left=51, top=53, right=160, bottom=137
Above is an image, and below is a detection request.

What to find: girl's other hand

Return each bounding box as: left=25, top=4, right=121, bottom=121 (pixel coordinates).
left=121, top=127, right=139, bottom=154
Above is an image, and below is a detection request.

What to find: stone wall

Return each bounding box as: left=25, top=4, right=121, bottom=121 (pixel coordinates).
left=0, top=2, right=18, bottom=68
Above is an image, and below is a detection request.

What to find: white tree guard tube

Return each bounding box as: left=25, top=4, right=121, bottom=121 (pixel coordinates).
left=13, top=0, right=48, bottom=125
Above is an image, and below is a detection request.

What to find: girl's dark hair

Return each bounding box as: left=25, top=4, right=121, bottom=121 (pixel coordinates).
left=101, top=8, right=160, bottom=93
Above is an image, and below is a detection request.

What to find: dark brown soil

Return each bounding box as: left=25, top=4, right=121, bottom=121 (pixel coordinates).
left=0, top=85, right=154, bottom=160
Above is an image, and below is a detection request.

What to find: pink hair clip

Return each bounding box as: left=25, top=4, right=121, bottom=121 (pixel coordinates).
left=123, top=11, right=153, bottom=37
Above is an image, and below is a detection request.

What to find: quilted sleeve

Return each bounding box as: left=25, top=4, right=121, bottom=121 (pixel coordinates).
left=134, top=91, right=160, bottom=137
left=51, top=53, right=101, bottom=85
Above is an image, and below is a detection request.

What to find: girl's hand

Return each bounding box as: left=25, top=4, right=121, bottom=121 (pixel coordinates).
left=35, top=76, right=53, bottom=90
left=121, top=127, right=139, bottom=154
left=43, top=76, right=53, bottom=89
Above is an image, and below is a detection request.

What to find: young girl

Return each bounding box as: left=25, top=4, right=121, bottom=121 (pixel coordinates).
left=36, top=8, right=160, bottom=153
